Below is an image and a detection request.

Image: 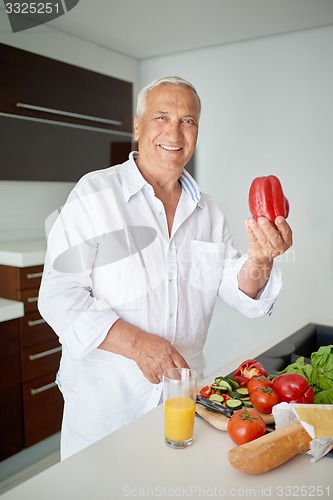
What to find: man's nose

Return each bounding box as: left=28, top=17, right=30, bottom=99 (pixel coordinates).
left=165, top=121, right=182, bottom=141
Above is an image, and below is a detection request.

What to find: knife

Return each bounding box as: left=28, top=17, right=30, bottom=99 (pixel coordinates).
left=196, top=395, right=234, bottom=418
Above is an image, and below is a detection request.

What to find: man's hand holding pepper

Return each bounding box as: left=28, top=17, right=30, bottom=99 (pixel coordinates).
left=238, top=215, right=293, bottom=298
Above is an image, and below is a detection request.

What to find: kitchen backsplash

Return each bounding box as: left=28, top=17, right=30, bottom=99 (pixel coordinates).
left=0, top=180, right=74, bottom=242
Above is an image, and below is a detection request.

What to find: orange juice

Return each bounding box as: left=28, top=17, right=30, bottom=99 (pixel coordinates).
left=164, top=397, right=195, bottom=442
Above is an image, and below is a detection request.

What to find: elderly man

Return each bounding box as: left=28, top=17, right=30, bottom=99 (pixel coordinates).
left=38, top=76, right=292, bottom=459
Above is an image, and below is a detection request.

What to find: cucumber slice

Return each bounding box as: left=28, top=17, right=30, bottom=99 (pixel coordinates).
left=217, top=378, right=233, bottom=392
left=242, top=401, right=253, bottom=408
left=235, top=387, right=249, bottom=397
left=226, top=377, right=240, bottom=390
left=210, top=384, right=224, bottom=393
left=209, top=393, right=224, bottom=404
left=225, top=398, right=243, bottom=410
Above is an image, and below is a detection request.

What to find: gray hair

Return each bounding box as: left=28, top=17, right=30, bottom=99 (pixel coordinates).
left=136, top=76, right=201, bottom=118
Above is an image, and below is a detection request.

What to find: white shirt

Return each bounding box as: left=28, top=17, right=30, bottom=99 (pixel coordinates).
left=38, top=152, right=282, bottom=446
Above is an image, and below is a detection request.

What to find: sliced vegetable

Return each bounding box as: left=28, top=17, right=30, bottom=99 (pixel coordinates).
left=199, top=385, right=212, bottom=398
left=210, top=384, right=223, bottom=394
left=225, top=377, right=240, bottom=390
left=227, top=408, right=267, bottom=445
left=209, top=393, right=224, bottom=404
left=242, top=401, right=254, bottom=408
left=225, top=398, right=243, bottom=410
left=272, top=373, right=314, bottom=404
left=235, top=387, right=249, bottom=398
left=233, top=359, right=268, bottom=386
left=217, top=378, right=233, bottom=392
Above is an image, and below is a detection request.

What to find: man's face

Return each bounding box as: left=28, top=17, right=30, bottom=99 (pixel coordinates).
left=134, top=84, right=200, bottom=176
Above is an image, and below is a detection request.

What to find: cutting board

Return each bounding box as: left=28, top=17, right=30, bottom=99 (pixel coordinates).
left=195, top=403, right=275, bottom=431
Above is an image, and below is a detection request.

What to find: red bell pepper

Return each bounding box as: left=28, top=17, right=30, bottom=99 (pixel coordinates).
left=233, top=359, right=268, bottom=386
left=199, top=385, right=212, bottom=398
left=249, top=175, right=289, bottom=222
left=272, top=373, right=314, bottom=404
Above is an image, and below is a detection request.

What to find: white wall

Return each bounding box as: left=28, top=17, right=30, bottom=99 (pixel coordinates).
left=0, top=18, right=139, bottom=242
left=139, top=25, right=333, bottom=376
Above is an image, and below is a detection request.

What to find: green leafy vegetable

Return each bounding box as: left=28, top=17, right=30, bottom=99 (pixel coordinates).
left=310, top=345, right=333, bottom=392
left=280, top=356, right=313, bottom=381
left=279, top=345, right=333, bottom=404
left=314, top=388, right=333, bottom=405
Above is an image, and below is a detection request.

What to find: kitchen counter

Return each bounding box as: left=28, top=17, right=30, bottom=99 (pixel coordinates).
left=0, top=239, right=46, bottom=267
left=0, top=298, right=24, bottom=323
left=1, top=341, right=332, bottom=500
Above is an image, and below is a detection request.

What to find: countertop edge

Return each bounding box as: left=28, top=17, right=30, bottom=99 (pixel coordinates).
left=0, top=298, right=24, bottom=322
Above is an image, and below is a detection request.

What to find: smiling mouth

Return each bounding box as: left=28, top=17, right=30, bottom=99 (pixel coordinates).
left=159, top=144, right=182, bottom=151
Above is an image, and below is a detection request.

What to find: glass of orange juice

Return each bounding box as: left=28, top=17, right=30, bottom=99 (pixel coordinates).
left=162, top=368, right=197, bottom=449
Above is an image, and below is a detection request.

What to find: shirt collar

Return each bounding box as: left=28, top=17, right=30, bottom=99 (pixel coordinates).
left=122, top=151, right=202, bottom=206
left=122, top=152, right=147, bottom=202
left=179, top=169, right=202, bottom=206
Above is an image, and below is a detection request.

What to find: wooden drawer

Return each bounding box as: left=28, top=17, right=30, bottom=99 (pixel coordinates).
left=20, top=310, right=57, bottom=348
left=0, top=385, right=24, bottom=460
left=0, top=319, right=21, bottom=391
left=17, top=287, right=39, bottom=313
left=22, top=372, right=63, bottom=447
left=21, top=339, right=62, bottom=383
left=18, top=265, right=43, bottom=290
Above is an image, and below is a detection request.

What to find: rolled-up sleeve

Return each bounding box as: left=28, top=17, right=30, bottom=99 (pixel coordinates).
left=218, top=253, right=283, bottom=318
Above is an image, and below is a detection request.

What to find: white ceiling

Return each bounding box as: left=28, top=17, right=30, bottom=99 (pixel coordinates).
left=45, top=0, right=333, bottom=59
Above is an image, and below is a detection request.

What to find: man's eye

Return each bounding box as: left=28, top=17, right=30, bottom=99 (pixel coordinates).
left=156, top=116, right=167, bottom=121
left=182, top=118, right=196, bottom=125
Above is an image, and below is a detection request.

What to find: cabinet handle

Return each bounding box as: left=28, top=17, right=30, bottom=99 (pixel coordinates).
left=28, top=318, right=46, bottom=327
left=27, top=296, right=38, bottom=303
left=30, top=381, right=57, bottom=396
left=26, top=272, right=43, bottom=279
left=29, top=346, right=62, bottom=361
left=16, top=102, right=123, bottom=127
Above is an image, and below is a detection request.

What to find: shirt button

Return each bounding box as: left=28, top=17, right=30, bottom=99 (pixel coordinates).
left=169, top=313, right=173, bottom=317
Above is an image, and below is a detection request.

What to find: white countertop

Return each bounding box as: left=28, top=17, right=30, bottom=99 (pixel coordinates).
left=0, top=298, right=24, bottom=322
left=1, top=406, right=331, bottom=500
left=0, top=239, right=46, bottom=267
left=1, top=335, right=332, bottom=500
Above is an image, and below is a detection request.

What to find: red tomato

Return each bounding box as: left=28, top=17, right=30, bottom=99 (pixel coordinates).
left=227, top=408, right=266, bottom=445
left=250, top=386, right=280, bottom=414
left=199, top=385, right=212, bottom=398
left=272, top=373, right=314, bottom=404
left=247, top=376, right=273, bottom=394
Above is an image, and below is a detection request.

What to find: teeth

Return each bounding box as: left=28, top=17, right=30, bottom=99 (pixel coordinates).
left=160, top=145, right=181, bottom=151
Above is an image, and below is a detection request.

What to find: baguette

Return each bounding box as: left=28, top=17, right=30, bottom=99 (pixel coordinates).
left=228, top=421, right=311, bottom=474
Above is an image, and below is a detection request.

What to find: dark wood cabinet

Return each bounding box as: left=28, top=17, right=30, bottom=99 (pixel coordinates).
left=0, top=43, right=133, bottom=181
left=0, top=264, right=63, bottom=454
left=0, top=319, right=23, bottom=461
left=0, top=43, right=132, bottom=133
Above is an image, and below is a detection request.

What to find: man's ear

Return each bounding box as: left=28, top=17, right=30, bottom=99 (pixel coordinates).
left=133, top=115, right=140, bottom=141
